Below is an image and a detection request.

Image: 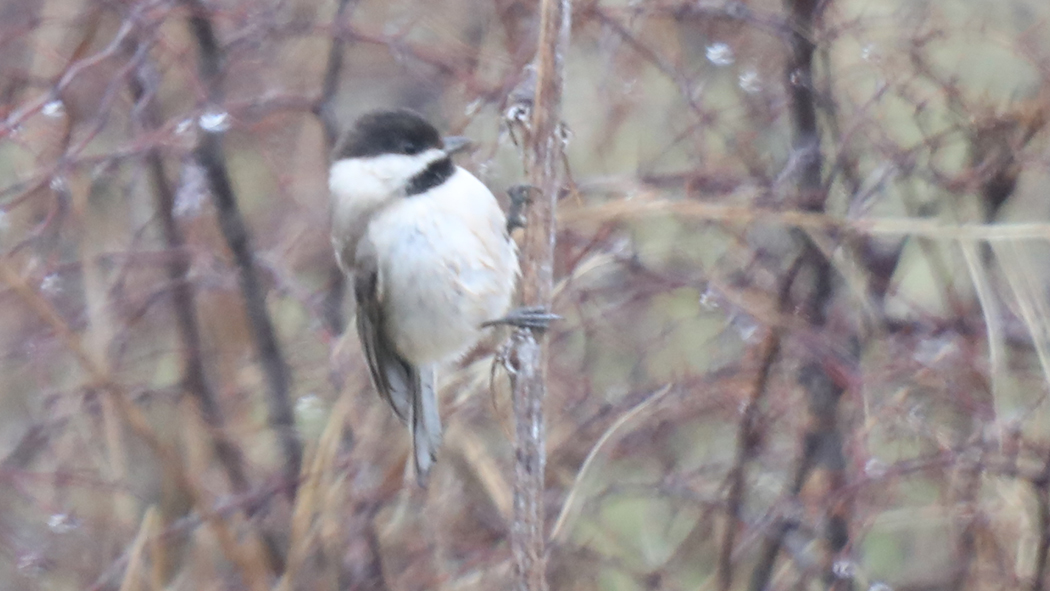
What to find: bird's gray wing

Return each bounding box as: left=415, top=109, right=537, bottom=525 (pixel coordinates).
left=353, top=241, right=414, bottom=422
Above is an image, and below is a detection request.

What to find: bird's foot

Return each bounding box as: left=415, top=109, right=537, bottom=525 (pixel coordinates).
left=483, top=305, right=561, bottom=331
left=506, top=184, right=539, bottom=233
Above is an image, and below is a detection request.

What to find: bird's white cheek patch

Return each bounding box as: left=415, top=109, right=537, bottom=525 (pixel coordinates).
left=329, top=159, right=397, bottom=207
left=329, top=149, right=446, bottom=206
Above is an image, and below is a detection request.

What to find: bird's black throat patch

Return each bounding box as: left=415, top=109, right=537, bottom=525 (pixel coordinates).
left=406, top=156, right=454, bottom=197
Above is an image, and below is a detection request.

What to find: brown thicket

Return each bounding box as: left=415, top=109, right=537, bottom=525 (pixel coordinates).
left=1, top=1, right=1050, bottom=590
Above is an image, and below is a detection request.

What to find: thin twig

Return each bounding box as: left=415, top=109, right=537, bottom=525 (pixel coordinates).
left=314, top=0, right=356, bottom=152
left=313, top=0, right=357, bottom=336
left=560, top=197, right=1050, bottom=242
left=549, top=384, right=672, bottom=543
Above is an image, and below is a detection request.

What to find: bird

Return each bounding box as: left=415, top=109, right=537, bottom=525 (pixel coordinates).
left=329, top=108, right=523, bottom=483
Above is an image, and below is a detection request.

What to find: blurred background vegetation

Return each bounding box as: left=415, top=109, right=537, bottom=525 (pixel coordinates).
left=1, top=0, right=1050, bottom=589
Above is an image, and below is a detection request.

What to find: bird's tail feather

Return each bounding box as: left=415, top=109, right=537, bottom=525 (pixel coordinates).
left=411, top=365, right=442, bottom=484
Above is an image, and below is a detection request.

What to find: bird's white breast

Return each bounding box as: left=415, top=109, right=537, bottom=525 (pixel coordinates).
left=365, top=167, right=519, bottom=365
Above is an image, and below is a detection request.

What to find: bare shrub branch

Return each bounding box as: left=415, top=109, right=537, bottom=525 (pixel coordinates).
left=180, top=0, right=302, bottom=498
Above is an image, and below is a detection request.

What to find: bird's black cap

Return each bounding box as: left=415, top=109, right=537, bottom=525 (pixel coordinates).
left=336, top=109, right=444, bottom=160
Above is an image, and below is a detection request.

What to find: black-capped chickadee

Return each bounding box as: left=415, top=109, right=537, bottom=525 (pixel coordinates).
left=329, top=109, right=521, bottom=482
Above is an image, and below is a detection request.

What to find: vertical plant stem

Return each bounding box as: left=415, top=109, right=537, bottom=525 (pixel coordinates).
left=510, top=332, right=547, bottom=591
left=511, top=0, right=570, bottom=589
